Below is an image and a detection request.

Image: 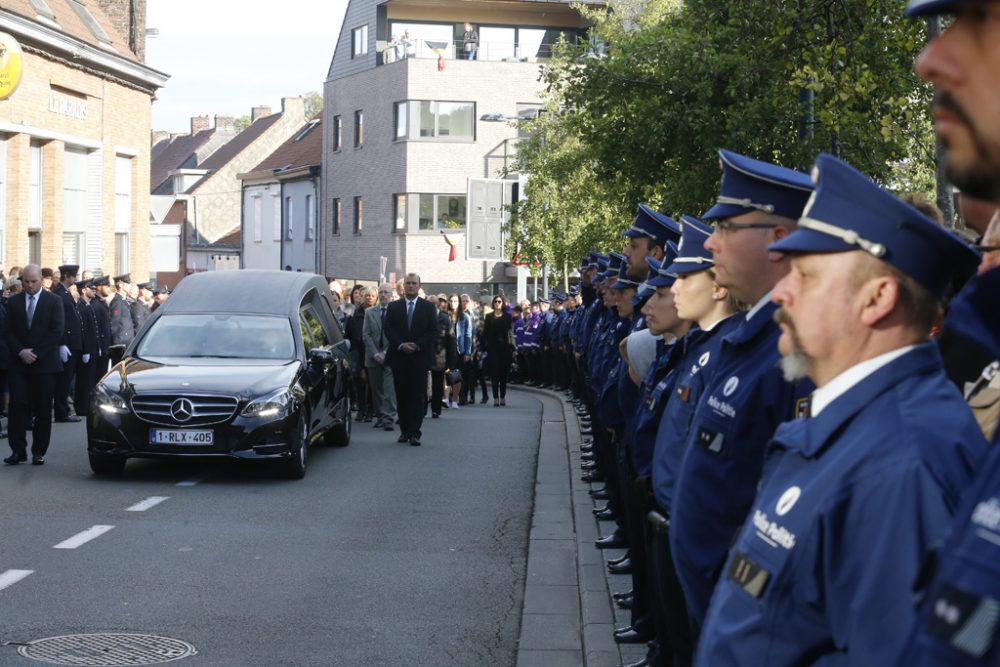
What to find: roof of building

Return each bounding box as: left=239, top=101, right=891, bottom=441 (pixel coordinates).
left=245, top=117, right=323, bottom=177
left=150, top=129, right=215, bottom=195
left=199, top=113, right=283, bottom=173
left=1, top=0, right=141, bottom=63
left=211, top=226, right=242, bottom=248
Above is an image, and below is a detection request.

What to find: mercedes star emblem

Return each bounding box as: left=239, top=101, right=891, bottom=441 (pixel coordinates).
left=170, top=398, right=195, bottom=423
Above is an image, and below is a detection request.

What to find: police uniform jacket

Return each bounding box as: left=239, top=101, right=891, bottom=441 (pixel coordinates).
left=897, top=268, right=1000, bottom=667
left=91, top=297, right=111, bottom=357
left=51, top=282, right=82, bottom=352
left=651, top=314, right=742, bottom=512
left=629, top=338, right=681, bottom=477
left=108, top=293, right=135, bottom=346
left=669, top=300, right=812, bottom=626
left=696, top=343, right=986, bottom=666
left=76, top=300, right=99, bottom=358
left=131, top=299, right=152, bottom=331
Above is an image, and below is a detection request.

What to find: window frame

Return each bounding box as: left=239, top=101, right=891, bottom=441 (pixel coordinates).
left=353, top=197, right=363, bottom=235
left=332, top=198, right=341, bottom=235
left=351, top=25, right=369, bottom=58
left=332, top=115, right=342, bottom=152
left=393, top=100, right=476, bottom=142
left=354, top=110, right=364, bottom=148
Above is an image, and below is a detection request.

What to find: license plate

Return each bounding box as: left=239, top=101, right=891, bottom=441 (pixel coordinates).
left=150, top=429, right=214, bottom=445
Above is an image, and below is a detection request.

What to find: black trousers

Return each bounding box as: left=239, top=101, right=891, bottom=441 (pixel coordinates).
left=393, top=366, right=429, bottom=438
left=430, top=369, right=445, bottom=415
left=649, top=512, right=694, bottom=667
left=74, top=356, right=97, bottom=417
left=460, top=358, right=477, bottom=403
left=54, top=356, right=77, bottom=420
left=8, top=371, right=57, bottom=458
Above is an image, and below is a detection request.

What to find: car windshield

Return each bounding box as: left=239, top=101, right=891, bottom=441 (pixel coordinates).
left=135, top=313, right=296, bottom=360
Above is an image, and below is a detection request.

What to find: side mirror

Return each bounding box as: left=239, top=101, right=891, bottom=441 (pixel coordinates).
left=309, top=347, right=334, bottom=365
left=109, top=344, right=126, bottom=366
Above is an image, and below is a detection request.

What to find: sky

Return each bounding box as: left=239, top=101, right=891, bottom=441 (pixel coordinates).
left=145, top=0, right=349, bottom=133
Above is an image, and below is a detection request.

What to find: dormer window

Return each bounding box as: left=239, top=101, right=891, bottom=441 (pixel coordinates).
left=28, top=0, right=56, bottom=20
left=68, top=0, right=113, bottom=45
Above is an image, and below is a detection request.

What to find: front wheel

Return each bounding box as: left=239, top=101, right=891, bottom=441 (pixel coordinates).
left=325, top=397, right=352, bottom=447
left=89, top=452, right=126, bottom=475
left=280, top=415, right=309, bottom=480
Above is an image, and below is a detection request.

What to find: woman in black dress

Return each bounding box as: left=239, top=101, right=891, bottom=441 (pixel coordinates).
left=483, top=294, right=514, bottom=406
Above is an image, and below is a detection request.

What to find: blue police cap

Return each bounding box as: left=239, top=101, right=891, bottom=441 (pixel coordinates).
left=538, top=297, right=550, bottom=305
left=589, top=252, right=609, bottom=271
left=646, top=243, right=680, bottom=288
left=632, top=281, right=656, bottom=306
left=551, top=291, right=567, bottom=303
left=610, top=261, right=641, bottom=290
left=904, top=0, right=959, bottom=16
left=769, top=153, right=982, bottom=299
left=603, top=252, right=626, bottom=279
left=594, top=256, right=610, bottom=277
left=702, top=149, right=815, bottom=221
left=624, top=204, right=682, bottom=247
left=664, top=216, right=715, bottom=275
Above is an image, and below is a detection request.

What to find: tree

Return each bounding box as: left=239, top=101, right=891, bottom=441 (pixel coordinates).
left=512, top=0, right=935, bottom=265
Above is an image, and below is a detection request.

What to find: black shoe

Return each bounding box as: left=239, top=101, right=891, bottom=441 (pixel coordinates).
left=480, top=396, right=489, bottom=404
left=580, top=445, right=594, bottom=453
left=373, top=420, right=384, bottom=429
left=612, top=589, right=634, bottom=601
left=580, top=428, right=593, bottom=436
left=4, top=453, right=26, bottom=465
left=595, top=531, right=626, bottom=549
left=397, top=433, right=410, bottom=443
left=432, top=413, right=440, bottom=418
left=409, top=437, right=421, bottom=446
left=590, top=488, right=611, bottom=500
left=580, top=452, right=595, bottom=461
left=31, top=457, right=44, bottom=466
left=617, top=654, right=648, bottom=667
left=614, top=628, right=655, bottom=644
left=592, top=503, right=611, bottom=515
left=608, top=558, right=632, bottom=575
left=581, top=472, right=604, bottom=484
left=55, top=415, right=82, bottom=423
left=581, top=461, right=598, bottom=471
left=594, top=507, right=617, bottom=521
left=616, top=594, right=634, bottom=610
left=607, top=552, right=630, bottom=566
left=383, top=423, right=395, bottom=432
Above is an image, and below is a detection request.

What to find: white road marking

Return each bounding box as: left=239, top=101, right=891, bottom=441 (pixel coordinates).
left=53, top=525, right=115, bottom=550
left=126, top=496, right=169, bottom=512
left=0, top=569, right=33, bottom=592
left=176, top=474, right=209, bottom=487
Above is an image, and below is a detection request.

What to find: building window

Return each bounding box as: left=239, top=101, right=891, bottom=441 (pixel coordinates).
left=354, top=110, right=364, bottom=147
left=306, top=195, right=315, bottom=241
left=332, top=198, right=341, bottom=235
left=417, top=194, right=467, bottom=231
left=69, top=0, right=111, bottom=44
left=115, top=232, right=129, bottom=275
left=285, top=197, right=294, bottom=240
left=393, top=102, right=408, bottom=140
left=63, top=232, right=85, bottom=264
left=272, top=194, right=281, bottom=241
left=393, top=194, right=406, bottom=232
left=394, top=101, right=475, bottom=141
left=253, top=196, right=262, bottom=243
left=352, top=25, right=368, bottom=58
left=28, top=143, right=42, bottom=231
left=516, top=103, right=543, bottom=138
left=354, top=197, right=363, bottom=234
left=28, top=231, right=41, bottom=265
left=64, top=147, right=88, bottom=264
left=332, top=115, right=342, bottom=152
left=115, top=155, right=132, bottom=241
left=29, top=0, right=55, bottom=20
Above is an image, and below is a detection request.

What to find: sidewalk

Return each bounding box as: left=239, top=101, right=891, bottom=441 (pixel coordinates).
left=516, top=385, right=646, bottom=667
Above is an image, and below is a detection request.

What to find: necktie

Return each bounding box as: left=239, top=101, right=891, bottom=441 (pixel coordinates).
left=380, top=306, right=387, bottom=347
left=406, top=300, right=414, bottom=329
left=27, top=293, right=36, bottom=327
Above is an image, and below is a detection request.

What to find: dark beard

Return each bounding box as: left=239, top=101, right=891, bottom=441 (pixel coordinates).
left=936, top=92, right=1000, bottom=202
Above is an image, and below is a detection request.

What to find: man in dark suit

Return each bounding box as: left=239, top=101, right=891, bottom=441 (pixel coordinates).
left=383, top=273, right=438, bottom=446
left=51, top=264, right=83, bottom=423
left=4, top=264, right=65, bottom=465
left=91, top=275, right=112, bottom=376
left=74, top=279, right=100, bottom=417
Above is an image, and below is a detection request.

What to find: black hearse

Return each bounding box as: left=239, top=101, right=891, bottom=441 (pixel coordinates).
left=87, top=270, right=352, bottom=479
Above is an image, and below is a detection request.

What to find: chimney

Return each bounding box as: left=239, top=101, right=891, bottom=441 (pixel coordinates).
left=251, top=105, right=272, bottom=122
left=215, top=115, right=236, bottom=134
left=93, top=0, right=147, bottom=62
left=151, top=130, right=169, bottom=147
left=280, top=96, right=307, bottom=123
left=190, top=115, right=209, bottom=134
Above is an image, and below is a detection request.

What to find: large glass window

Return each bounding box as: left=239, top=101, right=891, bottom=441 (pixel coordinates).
left=393, top=102, right=407, bottom=140
left=352, top=25, right=368, bottom=58
left=306, top=195, right=315, bottom=241
left=395, top=101, right=474, bottom=141
left=389, top=22, right=455, bottom=59
left=394, top=194, right=406, bottom=232
left=115, top=155, right=132, bottom=234
left=414, top=194, right=466, bottom=231
left=137, top=314, right=295, bottom=360
left=28, top=143, right=42, bottom=231
left=115, top=232, right=129, bottom=275
left=63, top=232, right=85, bottom=264
left=479, top=27, right=515, bottom=61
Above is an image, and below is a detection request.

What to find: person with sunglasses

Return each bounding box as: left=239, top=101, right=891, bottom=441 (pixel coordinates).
left=483, top=295, right=514, bottom=406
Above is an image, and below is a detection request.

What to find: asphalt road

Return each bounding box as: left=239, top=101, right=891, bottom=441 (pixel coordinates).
left=0, top=395, right=541, bottom=667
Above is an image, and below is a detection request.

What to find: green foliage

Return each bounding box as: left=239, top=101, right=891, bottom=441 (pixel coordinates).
left=512, top=0, right=935, bottom=272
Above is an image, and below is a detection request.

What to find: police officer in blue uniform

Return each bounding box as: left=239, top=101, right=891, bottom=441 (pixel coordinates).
left=892, top=1, right=1000, bottom=663
left=695, top=153, right=987, bottom=666
left=668, top=150, right=816, bottom=629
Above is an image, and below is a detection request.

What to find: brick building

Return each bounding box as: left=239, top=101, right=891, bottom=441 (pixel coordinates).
left=0, top=0, right=166, bottom=277
left=322, top=0, right=592, bottom=294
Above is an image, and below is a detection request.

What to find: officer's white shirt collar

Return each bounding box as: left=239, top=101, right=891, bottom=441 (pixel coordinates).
left=810, top=345, right=918, bottom=417
left=745, top=291, right=773, bottom=321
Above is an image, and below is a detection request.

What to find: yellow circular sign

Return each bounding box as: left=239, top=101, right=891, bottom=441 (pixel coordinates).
left=0, top=32, right=24, bottom=100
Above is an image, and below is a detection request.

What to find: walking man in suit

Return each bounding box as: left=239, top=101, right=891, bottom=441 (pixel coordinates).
left=363, top=282, right=397, bottom=432
left=4, top=264, right=65, bottom=465
left=383, top=273, right=437, bottom=446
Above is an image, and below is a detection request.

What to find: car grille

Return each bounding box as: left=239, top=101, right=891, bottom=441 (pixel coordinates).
left=131, top=394, right=239, bottom=426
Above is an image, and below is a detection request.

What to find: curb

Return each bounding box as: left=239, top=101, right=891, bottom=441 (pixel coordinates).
left=514, top=385, right=645, bottom=667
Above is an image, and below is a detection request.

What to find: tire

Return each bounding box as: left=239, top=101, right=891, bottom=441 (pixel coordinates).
left=325, top=398, right=352, bottom=448
left=280, top=414, right=309, bottom=480
left=89, top=452, right=126, bottom=475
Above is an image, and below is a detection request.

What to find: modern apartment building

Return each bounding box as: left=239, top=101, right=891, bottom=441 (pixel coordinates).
left=322, top=0, right=592, bottom=294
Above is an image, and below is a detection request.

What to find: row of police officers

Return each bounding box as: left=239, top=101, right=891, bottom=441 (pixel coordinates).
left=533, top=1, right=1000, bottom=664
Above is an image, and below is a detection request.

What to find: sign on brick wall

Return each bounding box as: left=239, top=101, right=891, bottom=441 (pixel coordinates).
left=0, top=32, right=24, bottom=100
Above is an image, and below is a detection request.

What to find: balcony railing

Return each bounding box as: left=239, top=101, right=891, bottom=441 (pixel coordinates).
left=379, top=38, right=596, bottom=65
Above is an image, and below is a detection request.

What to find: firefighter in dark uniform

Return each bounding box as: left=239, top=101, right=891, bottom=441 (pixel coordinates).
left=131, top=282, right=153, bottom=331
left=51, top=264, right=82, bottom=422
left=74, top=278, right=99, bottom=417
left=91, top=275, right=112, bottom=375
left=109, top=273, right=136, bottom=348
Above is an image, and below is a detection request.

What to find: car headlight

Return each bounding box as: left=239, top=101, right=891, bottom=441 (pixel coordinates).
left=95, top=384, right=129, bottom=415
left=241, top=388, right=292, bottom=419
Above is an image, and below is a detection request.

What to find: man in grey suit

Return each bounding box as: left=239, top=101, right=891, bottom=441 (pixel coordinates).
left=362, top=283, right=397, bottom=431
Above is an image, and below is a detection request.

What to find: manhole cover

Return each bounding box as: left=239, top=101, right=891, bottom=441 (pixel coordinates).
left=17, top=633, right=196, bottom=666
